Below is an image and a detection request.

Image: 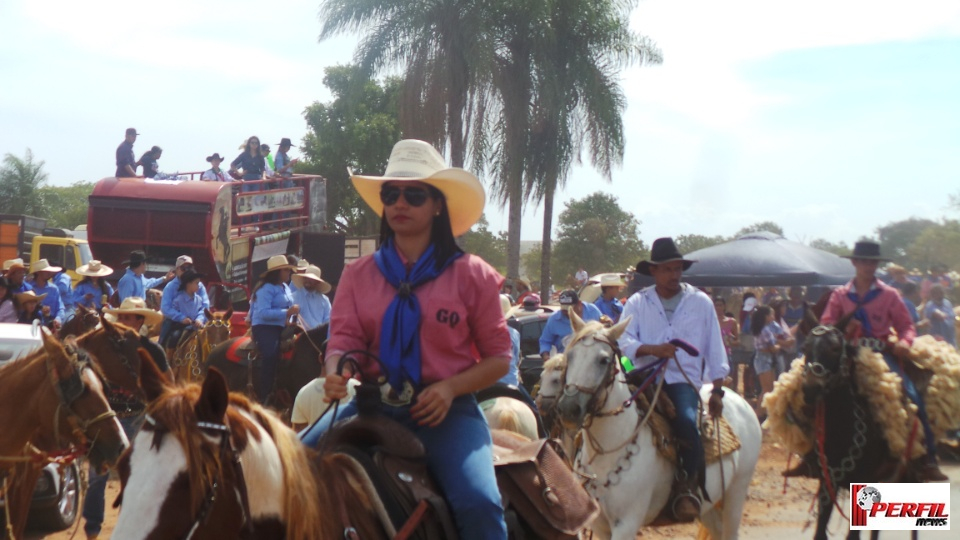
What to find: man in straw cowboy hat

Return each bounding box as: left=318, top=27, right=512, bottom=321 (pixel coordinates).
left=159, top=255, right=210, bottom=346
left=28, top=259, right=66, bottom=329
left=89, top=296, right=171, bottom=539
left=594, top=273, right=627, bottom=323
left=291, top=264, right=332, bottom=330
left=804, top=240, right=948, bottom=482
left=301, top=139, right=512, bottom=539
left=618, top=237, right=729, bottom=522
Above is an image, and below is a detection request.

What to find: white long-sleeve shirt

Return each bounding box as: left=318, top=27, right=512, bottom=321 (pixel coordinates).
left=618, top=283, right=729, bottom=385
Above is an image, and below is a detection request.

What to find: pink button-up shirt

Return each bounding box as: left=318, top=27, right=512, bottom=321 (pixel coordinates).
left=820, top=279, right=916, bottom=344
left=328, top=248, right=511, bottom=385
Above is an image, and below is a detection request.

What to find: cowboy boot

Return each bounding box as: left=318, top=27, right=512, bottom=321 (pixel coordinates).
left=671, top=472, right=701, bottom=522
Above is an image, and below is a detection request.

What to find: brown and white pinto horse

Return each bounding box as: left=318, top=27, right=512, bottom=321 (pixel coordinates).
left=113, top=368, right=325, bottom=540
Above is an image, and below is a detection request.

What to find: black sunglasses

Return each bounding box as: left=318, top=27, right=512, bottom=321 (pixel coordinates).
left=379, top=185, right=432, bottom=207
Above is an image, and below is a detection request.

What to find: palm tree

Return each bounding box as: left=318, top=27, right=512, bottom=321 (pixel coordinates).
left=317, top=0, right=494, bottom=168
left=0, top=149, right=48, bottom=216
left=524, top=0, right=661, bottom=295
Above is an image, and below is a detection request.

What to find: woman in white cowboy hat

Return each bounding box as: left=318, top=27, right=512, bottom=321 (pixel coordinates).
left=72, top=260, right=115, bottom=310
left=27, top=259, right=65, bottom=329
left=249, top=254, right=300, bottom=402
left=291, top=264, right=332, bottom=330
left=301, top=139, right=511, bottom=539
left=15, top=290, right=49, bottom=326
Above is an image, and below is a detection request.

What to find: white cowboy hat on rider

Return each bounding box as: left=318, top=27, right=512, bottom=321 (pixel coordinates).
left=598, top=274, right=627, bottom=288
left=76, top=260, right=114, bottom=278
left=104, top=296, right=163, bottom=327
left=292, top=264, right=332, bottom=294
left=2, top=258, right=25, bottom=272
left=29, top=259, right=62, bottom=274
left=260, top=254, right=295, bottom=278
left=349, top=139, right=486, bottom=237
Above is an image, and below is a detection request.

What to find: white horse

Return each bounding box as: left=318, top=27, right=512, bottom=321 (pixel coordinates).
left=481, top=396, right=539, bottom=440
left=557, top=314, right=761, bottom=540
left=535, top=354, right=579, bottom=457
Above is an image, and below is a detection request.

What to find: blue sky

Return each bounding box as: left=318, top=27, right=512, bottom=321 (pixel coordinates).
left=1, top=0, right=958, bottom=249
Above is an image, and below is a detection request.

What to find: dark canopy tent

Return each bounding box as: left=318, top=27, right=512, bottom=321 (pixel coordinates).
left=630, top=232, right=854, bottom=289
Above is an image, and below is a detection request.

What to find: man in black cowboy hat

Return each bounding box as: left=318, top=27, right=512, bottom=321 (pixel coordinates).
left=618, top=237, right=729, bottom=522
left=201, top=153, right=231, bottom=182
left=274, top=138, right=299, bottom=179
left=807, top=240, right=948, bottom=481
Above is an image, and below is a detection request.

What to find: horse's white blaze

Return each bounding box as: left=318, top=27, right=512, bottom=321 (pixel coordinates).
left=113, top=430, right=188, bottom=540
left=236, top=410, right=284, bottom=518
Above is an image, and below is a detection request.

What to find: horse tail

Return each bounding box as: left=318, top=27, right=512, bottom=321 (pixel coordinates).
left=497, top=406, right=523, bottom=436
left=261, top=412, right=325, bottom=540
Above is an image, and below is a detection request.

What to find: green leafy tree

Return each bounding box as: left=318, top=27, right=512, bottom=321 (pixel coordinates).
left=809, top=238, right=852, bottom=257
left=520, top=244, right=543, bottom=285
left=552, top=192, right=645, bottom=281
left=734, top=221, right=784, bottom=238
left=675, top=234, right=727, bottom=255
left=0, top=149, right=48, bottom=216
left=906, top=221, right=960, bottom=271
left=459, top=214, right=507, bottom=273
left=523, top=0, right=660, bottom=297
left=299, top=65, right=403, bottom=235
left=38, top=181, right=96, bottom=229
left=876, top=217, right=936, bottom=265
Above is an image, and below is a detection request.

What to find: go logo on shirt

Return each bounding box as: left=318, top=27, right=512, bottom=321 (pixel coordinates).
left=436, top=309, right=461, bottom=329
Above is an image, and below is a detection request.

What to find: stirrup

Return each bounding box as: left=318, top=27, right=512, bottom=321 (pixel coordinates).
left=671, top=490, right=701, bottom=521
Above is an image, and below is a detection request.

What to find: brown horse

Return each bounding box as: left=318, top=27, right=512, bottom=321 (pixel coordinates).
left=169, top=308, right=234, bottom=382
left=59, top=303, right=100, bottom=339
left=0, top=330, right=128, bottom=538
left=113, top=368, right=327, bottom=539
left=76, top=315, right=175, bottom=396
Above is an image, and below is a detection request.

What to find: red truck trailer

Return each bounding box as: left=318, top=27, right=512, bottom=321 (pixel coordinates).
left=87, top=175, right=342, bottom=320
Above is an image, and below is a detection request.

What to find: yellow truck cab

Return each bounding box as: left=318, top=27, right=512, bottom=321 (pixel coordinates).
left=0, top=215, right=91, bottom=285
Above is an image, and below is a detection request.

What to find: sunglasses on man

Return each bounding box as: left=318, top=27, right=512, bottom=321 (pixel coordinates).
left=379, top=185, right=435, bottom=207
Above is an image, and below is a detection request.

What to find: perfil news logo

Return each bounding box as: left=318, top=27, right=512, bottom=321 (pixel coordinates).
left=850, top=483, right=951, bottom=530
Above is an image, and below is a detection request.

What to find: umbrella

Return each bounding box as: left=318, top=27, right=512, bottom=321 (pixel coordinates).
left=630, top=232, right=854, bottom=288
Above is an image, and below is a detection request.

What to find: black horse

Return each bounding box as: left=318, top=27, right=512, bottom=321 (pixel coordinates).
left=796, top=321, right=919, bottom=540
left=204, top=324, right=328, bottom=413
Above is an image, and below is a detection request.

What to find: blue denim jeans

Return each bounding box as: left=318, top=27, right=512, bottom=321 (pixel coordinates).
left=84, top=415, right=143, bottom=535
left=252, top=324, right=282, bottom=402
left=664, top=383, right=703, bottom=479
left=882, top=352, right=938, bottom=464
left=301, top=394, right=507, bottom=540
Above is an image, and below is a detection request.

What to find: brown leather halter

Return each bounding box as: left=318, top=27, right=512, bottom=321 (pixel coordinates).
left=48, top=348, right=119, bottom=450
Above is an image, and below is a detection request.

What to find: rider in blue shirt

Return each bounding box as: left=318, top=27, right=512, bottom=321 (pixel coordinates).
left=593, top=274, right=626, bottom=323
left=117, top=250, right=172, bottom=302
left=160, top=256, right=210, bottom=346
left=539, top=289, right=602, bottom=360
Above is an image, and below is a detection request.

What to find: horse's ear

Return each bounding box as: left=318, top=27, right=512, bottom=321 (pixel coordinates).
left=195, top=368, right=229, bottom=423
left=223, top=307, right=233, bottom=321
left=606, top=315, right=631, bottom=342
left=569, top=309, right=585, bottom=333
left=835, top=310, right=856, bottom=334
left=41, top=328, right=69, bottom=376
left=204, top=308, right=214, bottom=321
left=100, top=312, right=115, bottom=331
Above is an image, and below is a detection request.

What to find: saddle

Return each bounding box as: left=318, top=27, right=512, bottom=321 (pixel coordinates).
left=630, top=392, right=742, bottom=466
left=224, top=336, right=295, bottom=365
left=318, top=384, right=597, bottom=540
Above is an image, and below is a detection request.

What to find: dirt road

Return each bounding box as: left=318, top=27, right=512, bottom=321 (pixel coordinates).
left=32, top=438, right=958, bottom=539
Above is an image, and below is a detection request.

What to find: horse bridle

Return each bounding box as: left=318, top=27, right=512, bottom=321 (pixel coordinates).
left=805, top=326, right=852, bottom=386
left=142, top=414, right=254, bottom=540
left=47, top=350, right=119, bottom=449
left=562, top=335, right=626, bottom=418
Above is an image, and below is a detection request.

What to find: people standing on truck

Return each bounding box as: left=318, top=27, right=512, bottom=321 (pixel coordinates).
left=73, top=260, right=115, bottom=310
left=3, top=259, right=31, bottom=293
left=15, top=290, right=50, bottom=325
left=260, top=144, right=276, bottom=177
left=200, top=153, right=232, bottom=182
left=292, top=264, right=331, bottom=330
left=138, top=146, right=162, bottom=179
left=159, top=255, right=210, bottom=346
left=164, top=269, right=207, bottom=348
left=117, top=250, right=173, bottom=303
left=250, top=255, right=300, bottom=402
left=0, top=277, right=16, bottom=323
left=230, top=136, right=266, bottom=186
left=300, top=139, right=511, bottom=539
left=28, top=259, right=65, bottom=330
left=274, top=138, right=299, bottom=182
left=115, top=127, right=139, bottom=178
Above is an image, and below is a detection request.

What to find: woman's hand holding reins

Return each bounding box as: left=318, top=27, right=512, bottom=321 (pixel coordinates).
left=411, top=381, right=455, bottom=427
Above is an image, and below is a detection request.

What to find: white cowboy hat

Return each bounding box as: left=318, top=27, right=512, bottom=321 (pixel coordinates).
left=500, top=294, right=513, bottom=319
left=350, top=139, right=485, bottom=237
left=597, top=273, right=627, bottom=288
left=260, top=254, right=295, bottom=278
left=15, top=290, right=47, bottom=304
left=2, top=258, right=25, bottom=271
left=292, top=264, right=332, bottom=294
left=76, top=260, right=114, bottom=278
left=296, top=258, right=310, bottom=273
left=103, top=296, right=163, bottom=326
left=29, top=259, right=62, bottom=274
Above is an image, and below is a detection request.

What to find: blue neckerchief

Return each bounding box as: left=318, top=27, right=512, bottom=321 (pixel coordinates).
left=846, top=285, right=882, bottom=336
left=373, top=238, right=462, bottom=391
